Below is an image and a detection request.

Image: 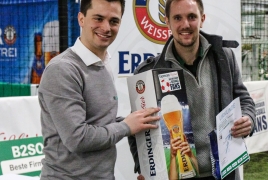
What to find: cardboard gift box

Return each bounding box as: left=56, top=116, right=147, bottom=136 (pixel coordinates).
left=127, top=69, right=199, bottom=180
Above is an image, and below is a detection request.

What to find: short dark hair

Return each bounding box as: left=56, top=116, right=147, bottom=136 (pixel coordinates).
left=165, top=0, right=204, bottom=18
left=80, top=0, right=125, bottom=16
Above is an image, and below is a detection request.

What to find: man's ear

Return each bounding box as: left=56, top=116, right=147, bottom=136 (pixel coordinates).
left=165, top=16, right=170, bottom=28
left=200, top=14, right=206, bottom=28
left=78, top=12, right=84, bottom=27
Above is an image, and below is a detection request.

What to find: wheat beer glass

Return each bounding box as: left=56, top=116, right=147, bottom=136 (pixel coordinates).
left=161, top=95, right=195, bottom=179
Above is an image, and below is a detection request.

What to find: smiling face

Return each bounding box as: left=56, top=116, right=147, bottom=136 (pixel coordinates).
left=78, top=0, right=122, bottom=57
left=165, top=0, right=205, bottom=49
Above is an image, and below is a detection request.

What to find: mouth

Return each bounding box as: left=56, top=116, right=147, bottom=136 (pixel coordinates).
left=179, top=32, right=192, bottom=35
left=96, top=32, right=111, bottom=39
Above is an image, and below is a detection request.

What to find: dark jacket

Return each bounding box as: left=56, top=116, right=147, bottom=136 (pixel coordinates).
left=128, top=31, right=255, bottom=179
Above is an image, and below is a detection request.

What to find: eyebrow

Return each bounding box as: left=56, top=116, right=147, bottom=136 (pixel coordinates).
left=172, top=12, right=198, bottom=18
left=188, top=13, right=198, bottom=17
left=92, top=14, right=104, bottom=18
left=92, top=14, right=121, bottom=21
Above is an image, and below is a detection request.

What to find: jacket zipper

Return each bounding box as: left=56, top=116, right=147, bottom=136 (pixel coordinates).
left=168, top=46, right=211, bottom=86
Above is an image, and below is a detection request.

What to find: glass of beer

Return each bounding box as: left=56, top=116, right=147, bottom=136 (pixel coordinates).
left=161, top=94, right=195, bottom=179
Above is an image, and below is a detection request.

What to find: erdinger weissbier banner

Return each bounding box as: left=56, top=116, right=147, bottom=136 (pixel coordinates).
left=244, top=81, right=268, bottom=154
left=0, top=0, right=80, bottom=85
left=0, top=0, right=58, bottom=84
left=127, top=69, right=198, bottom=179
left=108, top=0, right=241, bottom=77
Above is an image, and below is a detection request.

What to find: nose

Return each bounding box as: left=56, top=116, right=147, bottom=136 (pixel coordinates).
left=181, top=18, right=190, bottom=28
left=100, top=20, right=111, bottom=32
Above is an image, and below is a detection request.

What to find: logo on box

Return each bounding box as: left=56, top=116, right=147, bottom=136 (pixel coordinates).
left=158, top=71, right=182, bottom=93
left=136, top=80, right=145, bottom=94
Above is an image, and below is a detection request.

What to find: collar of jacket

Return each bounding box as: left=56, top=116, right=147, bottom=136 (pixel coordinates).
left=153, top=30, right=238, bottom=69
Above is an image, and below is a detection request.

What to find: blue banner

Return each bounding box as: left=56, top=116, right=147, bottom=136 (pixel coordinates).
left=0, top=0, right=58, bottom=83
left=0, top=0, right=56, bottom=5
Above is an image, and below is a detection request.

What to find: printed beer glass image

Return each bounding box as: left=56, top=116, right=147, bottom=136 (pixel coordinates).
left=43, top=20, right=60, bottom=66
left=161, top=95, right=196, bottom=179
left=31, top=33, right=45, bottom=84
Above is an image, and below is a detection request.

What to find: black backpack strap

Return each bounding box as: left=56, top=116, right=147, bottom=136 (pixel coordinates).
left=212, top=50, right=223, bottom=111
left=222, top=40, right=239, bottom=48
left=200, top=30, right=239, bottom=111
left=133, top=56, right=157, bottom=74
left=222, top=47, right=235, bottom=76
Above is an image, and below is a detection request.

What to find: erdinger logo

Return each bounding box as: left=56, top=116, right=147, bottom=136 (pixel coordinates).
left=133, top=0, right=171, bottom=44
left=4, top=25, right=17, bottom=45
left=136, top=80, right=145, bottom=94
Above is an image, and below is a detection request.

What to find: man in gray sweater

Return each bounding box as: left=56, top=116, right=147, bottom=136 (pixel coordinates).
left=38, top=0, right=160, bottom=179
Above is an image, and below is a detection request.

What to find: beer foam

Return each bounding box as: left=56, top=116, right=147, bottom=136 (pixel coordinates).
left=161, top=95, right=182, bottom=113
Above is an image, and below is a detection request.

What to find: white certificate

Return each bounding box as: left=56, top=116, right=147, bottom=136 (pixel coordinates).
left=216, top=97, right=250, bottom=179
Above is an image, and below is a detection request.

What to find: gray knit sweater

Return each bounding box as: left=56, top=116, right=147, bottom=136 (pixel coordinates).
left=165, top=37, right=217, bottom=177
left=38, top=48, right=130, bottom=180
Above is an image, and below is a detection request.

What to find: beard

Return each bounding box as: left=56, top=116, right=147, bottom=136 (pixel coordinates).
left=173, top=30, right=199, bottom=48
left=175, top=36, right=197, bottom=48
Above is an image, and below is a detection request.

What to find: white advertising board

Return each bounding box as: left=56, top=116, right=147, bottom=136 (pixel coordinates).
left=244, top=81, right=268, bottom=154
left=0, top=97, right=42, bottom=177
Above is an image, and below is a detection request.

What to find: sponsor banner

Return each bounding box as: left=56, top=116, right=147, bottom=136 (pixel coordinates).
left=0, top=0, right=241, bottom=83
left=0, top=137, right=44, bottom=176
left=0, top=0, right=58, bottom=84
left=0, top=0, right=56, bottom=4
left=0, top=83, right=38, bottom=97
left=244, top=81, right=268, bottom=154
left=0, top=0, right=79, bottom=85
left=108, top=0, right=241, bottom=77
left=0, top=96, right=42, bottom=176
left=1, top=81, right=266, bottom=179
left=0, top=96, right=42, bottom=141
